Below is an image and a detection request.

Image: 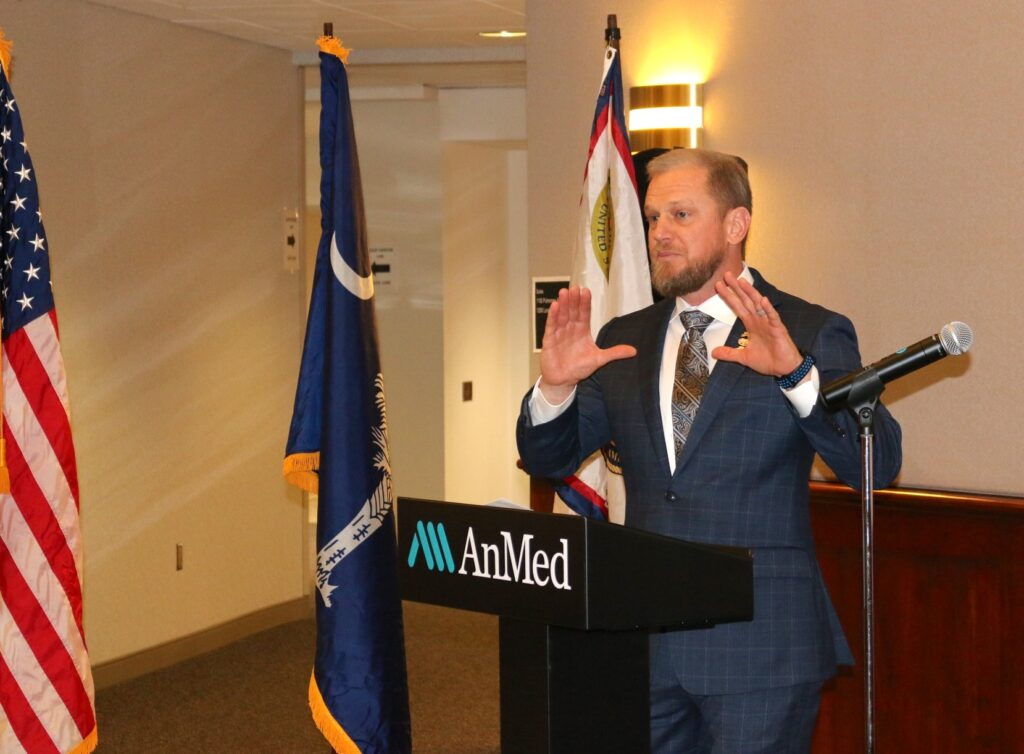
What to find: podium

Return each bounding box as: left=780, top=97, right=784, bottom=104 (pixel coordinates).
left=397, top=498, right=753, bottom=753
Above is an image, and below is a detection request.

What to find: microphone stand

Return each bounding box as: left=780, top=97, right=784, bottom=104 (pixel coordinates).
left=842, top=369, right=886, bottom=754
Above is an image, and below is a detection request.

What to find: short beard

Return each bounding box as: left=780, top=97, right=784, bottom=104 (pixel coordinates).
left=650, top=245, right=726, bottom=299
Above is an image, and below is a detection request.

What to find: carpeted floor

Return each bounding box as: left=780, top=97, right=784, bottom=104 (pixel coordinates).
left=96, top=601, right=500, bottom=753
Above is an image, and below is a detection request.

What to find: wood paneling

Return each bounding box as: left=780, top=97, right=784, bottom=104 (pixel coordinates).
left=528, top=475, right=1024, bottom=750
left=811, top=483, right=1024, bottom=753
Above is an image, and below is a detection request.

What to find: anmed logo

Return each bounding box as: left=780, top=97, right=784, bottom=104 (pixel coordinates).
left=407, top=520, right=456, bottom=573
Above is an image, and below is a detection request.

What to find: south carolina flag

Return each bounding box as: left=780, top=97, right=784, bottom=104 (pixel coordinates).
left=283, top=35, right=411, bottom=754
left=555, top=45, right=652, bottom=524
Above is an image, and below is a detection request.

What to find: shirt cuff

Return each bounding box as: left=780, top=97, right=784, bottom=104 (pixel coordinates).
left=781, top=365, right=819, bottom=418
left=528, top=377, right=577, bottom=424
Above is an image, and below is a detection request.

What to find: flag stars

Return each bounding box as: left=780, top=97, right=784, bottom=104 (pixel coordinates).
left=30, top=234, right=45, bottom=252
left=15, top=165, right=31, bottom=183
left=5, top=225, right=19, bottom=241
left=4, top=255, right=13, bottom=269
left=4, top=97, right=15, bottom=113
left=0, top=127, right=10, bottom=143
left=16, top=292, right=33, bottom=311
left=10, top=194, right=27, bottom=211
left=24, top=263, right=41, bottom=282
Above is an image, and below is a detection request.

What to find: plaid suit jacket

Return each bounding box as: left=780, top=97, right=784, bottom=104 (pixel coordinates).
left=517, top=268, right=902, bottom=694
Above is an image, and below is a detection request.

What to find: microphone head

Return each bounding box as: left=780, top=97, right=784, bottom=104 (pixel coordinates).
left=940, top=321, right=973, bottom=355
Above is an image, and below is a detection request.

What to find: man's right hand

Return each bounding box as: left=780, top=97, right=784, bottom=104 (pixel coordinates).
left=538, top=286, right=637, bottom=404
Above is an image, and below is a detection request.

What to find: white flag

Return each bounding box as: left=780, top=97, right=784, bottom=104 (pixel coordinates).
left=556, top=46, right=652, bottom=524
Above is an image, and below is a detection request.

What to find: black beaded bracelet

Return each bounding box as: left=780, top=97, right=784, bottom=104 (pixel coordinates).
left=776, top=352, right=814, bottom=390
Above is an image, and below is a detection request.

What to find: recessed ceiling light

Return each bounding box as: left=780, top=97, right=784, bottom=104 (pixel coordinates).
left=478, top=30, right=527, bottom=39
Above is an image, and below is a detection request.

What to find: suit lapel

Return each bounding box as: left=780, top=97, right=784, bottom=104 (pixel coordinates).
left=672, top=268, right=783, bottom=478
left=638, top=299, right=675, bottom=479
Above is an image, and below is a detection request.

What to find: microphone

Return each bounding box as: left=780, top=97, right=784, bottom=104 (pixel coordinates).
left=821, top=321, right=974, bottom=409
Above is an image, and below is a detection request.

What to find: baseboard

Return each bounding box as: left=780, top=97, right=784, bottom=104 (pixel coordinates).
left=93, top=596, right=314, bottom=690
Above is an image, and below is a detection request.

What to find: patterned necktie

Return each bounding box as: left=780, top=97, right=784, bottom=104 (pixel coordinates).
left=671, top=310, right=714, bottom=458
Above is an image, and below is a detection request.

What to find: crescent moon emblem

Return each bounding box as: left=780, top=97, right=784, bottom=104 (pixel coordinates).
left=330, top=232, right=374, bottom=300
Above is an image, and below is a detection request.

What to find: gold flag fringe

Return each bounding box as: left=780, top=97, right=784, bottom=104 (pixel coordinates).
left=0, top=28, right=11, bottom=80
left=309, top=673, right=363, bottom=754
left=0, top=29, right=9, bottom=491
left=317, top=35, right=351, bottom=65
left=0, top=439, right=10, bottom=494
left=67, top=727, right=98, bottom=754
left=283, top=452, right=319, bottom=493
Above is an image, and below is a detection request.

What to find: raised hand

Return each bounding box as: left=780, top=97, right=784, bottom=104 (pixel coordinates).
left=711, top=272, right=804, bottom=379
left=539, top=286, right=637, bottom=403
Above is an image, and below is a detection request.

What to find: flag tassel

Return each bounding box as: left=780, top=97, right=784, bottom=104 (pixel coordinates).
left=0, top=439, right=10, bottom=494
left=317, top=29, right=351, bottom=65
left=0, top=28, right=11, bottom=80
left=283, top=452, right=320, bottom=493
left=308, top=674, right=362, bottom=754
left=66, top=727, right=98, bottom=754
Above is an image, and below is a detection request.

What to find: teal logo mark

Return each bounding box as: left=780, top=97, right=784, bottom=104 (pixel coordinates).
left=407, top=520, right=456, bottom=572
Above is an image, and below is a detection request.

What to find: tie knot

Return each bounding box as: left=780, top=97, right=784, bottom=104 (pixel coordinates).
left=681, top=310, right=714, bottom=333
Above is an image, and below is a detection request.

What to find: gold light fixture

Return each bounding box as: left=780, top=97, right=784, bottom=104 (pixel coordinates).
left=628, top=83, right=704, bottom=151
left=478, top=30, right=527, bottom=38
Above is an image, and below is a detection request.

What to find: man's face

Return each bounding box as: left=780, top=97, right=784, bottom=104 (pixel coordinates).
left=644, top=163, right=739, bottom=302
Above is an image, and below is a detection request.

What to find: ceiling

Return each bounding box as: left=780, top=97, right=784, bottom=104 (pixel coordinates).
left=82, top=0, right=524, bottom=53
left=83, top=0, right=526, bottom=87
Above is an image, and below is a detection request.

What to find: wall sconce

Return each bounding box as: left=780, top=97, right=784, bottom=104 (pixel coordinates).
left=628, top=83, right=704, bottom=151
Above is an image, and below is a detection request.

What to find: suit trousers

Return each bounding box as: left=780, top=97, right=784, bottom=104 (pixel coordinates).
left=649, top=641, right=824, bottom=754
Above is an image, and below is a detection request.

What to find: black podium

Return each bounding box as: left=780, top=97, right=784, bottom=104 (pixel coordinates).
left=397, top=498, right=753, bottom=754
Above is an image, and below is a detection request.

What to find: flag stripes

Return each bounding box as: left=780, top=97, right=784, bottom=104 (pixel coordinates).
left=0, top=647, right=56, bottom=754
left=0, top=352, right=95, bottom=750
left=3, top=424, right=85, bottom=633
left=560, top=475, right=609, bottom=519
left=584, top=92, right=637, bottom=190
left=7, top=317, right=80, bottom=501
left=0, top=541, right=93, bottom=740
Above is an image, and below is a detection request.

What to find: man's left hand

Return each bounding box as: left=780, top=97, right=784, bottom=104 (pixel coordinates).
left=711, top=272, right=803, bottom=378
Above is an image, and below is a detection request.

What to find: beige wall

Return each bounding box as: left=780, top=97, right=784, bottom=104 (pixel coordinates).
left=527, top=0, right=1022, bottom=495
left=442, top=144, right=530, bottom=506
left=3, top=2, right=306, bottom=663
left=349, top=97, right=446, bottom=502
left=304, top=85, right=529, bottom=518
left=439, top=88, right=530, bottom=507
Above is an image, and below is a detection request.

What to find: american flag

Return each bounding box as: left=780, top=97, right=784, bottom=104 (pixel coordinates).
left=0, top=51, right=98, bottom=754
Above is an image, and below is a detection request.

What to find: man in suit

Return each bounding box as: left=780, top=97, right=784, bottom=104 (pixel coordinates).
left=517, top=148, right=902, bottom=753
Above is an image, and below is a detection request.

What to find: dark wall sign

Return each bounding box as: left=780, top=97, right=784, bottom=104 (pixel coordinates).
left=532, top=277, right=570, bottom=352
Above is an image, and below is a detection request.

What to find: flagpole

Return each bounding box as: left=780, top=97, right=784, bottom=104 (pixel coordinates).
left=605, top=14, right=620, bottom=50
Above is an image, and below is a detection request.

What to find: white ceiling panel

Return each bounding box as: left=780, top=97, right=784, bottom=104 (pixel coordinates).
left=82, top=0, right=526, bottom=50
left=81, top=0, right=527, bottom=87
